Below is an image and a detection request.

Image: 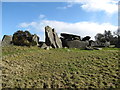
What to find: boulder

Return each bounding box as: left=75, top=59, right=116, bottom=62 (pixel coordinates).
left=104, top=41, right=110, bottom=47
left=2, top=35, right=12, bottom=46
left=45, top=26, right=62, bottom=48
left=93, top=47, right=102, bottom=50
left=61, top=33, right=81, bottom=41
left=90, top=41, right=99, bottom=47
left=39, top=42, right=48, bottom=49
left=62, top=40, right=89, bottom=48
left=44, top=47, right=50, bottom=50
left=85, top=46, right=94, bottom=50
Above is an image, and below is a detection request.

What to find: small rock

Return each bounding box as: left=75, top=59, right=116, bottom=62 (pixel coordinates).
left=94, top=47, right=102, bottom=50
left=44, top=47, right=50, bottom=50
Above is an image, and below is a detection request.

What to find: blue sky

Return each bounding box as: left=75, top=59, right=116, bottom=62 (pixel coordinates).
left=2, top=0, right=118, bottom=41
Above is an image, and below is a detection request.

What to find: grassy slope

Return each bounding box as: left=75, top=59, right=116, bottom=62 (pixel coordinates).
left=2, top=46, right=120, bottom=88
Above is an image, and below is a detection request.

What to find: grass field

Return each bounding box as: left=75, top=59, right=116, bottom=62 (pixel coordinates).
left=1, top=46, right=120, bottom=89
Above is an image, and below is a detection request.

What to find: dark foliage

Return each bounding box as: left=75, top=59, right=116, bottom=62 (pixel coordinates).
left=95, top=30, right=120, bottom=47
left=12, top=30, right=37, bottom=46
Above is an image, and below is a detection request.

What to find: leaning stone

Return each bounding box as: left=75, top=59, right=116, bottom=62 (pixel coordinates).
left=52, top=28, right=62, bottom=48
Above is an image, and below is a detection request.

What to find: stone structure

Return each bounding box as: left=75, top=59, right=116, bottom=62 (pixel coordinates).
left=60, top=33, right=89, bottom=48
left=2, top=35, right=12, bottom=46
left=61, top=33, right=81, bottom=41
left=45, top=26, right=62, bottom=48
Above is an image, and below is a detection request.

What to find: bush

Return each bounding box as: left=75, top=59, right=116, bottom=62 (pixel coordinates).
left=12, top=30, right=38, bottom=46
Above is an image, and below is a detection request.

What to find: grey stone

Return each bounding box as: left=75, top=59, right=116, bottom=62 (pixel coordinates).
left=32, top=34, right=39, bottom=46
left=93, top=47, right=102, bottom=50
left=64, top=40, right=89, bottom=48
left=2, top=35, right=12, bottom=46
left=39, top=42, right=48, bottom=49
left=61, top=33, right=81, bottom=41
left=52, top=28, right=62, bottom=48
left=45, top=26, right=55, bottom=48
left=45, top=26, right=62, bottom=48
left=85, top=46, right=102, bottom=50
left=85, top=47, right=94, bottom=50
left=44, top=47, right=50, bottom=50
left=104, top=41, right=110, bottom=47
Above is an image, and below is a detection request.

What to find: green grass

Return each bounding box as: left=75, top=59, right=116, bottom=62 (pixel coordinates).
left=2, top=46, right=119, bottom=89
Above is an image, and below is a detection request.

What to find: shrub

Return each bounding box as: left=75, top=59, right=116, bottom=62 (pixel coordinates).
left=12, top=30, right=38, bottom=46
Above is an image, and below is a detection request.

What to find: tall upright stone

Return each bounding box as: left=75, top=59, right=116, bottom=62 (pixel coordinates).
left=45, top=26, right=56, bottom=48
left=45, top=26, right=62, bottom=48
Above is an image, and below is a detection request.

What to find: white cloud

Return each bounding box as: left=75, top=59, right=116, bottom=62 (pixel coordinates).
left=59, top=0, right=118, bottom=14
left=19, top=22, right=37, bottom=28
left=57, top=3, right=73, bottom=9
left=39, top=14, right=46, bottom=19
left=19, top=20, right=117, bottom=41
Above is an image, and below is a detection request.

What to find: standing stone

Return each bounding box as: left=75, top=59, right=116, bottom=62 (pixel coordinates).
left=52, top=28, right=62, bottom=48
left=45, top=26, right=62, bottom=48
left=45, top=26, right=56, bottom=48
left=2, top=35, right=12, bottom=46
left=32, top=34, right=39, bottom=46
